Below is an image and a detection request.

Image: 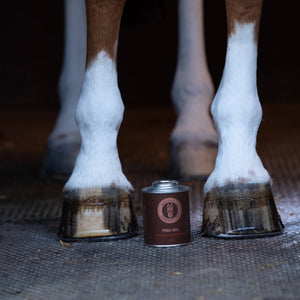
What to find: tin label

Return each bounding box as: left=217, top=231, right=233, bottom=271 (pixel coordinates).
left=157, top=197, right=182, bottom=224
left=143, top=191, right=191, bottom=246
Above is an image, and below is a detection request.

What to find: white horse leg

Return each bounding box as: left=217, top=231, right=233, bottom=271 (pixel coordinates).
left=170, top=0, right=218, bottom=179
left=41, top=0, right=86, bottom=179
left=58, top=0, right=138, bottom=241
left=202, top=0, right=283, bottom=238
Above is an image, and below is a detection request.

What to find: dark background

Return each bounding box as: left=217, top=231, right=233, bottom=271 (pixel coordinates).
left=0, top=0, right=299, bottom=109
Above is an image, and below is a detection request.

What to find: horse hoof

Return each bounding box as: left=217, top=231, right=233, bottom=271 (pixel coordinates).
left=170, top=139, right=217, bottom=180
left=40, top=141, right=80, bottom=181
left=202, top=183, right=284, bottom=239
left=58, top=187, right=138, bottom=242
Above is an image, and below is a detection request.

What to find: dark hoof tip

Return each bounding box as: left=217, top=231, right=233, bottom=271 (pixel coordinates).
left=202, top=183, right=284, bottom=239
left=170, top=139, right=217, bottom=181
left=40, top=171, right=70, bottom=183
left=58, top=188, right=138, bottom=242
left=40, top=142, right=80, bottom=181
left=170, top=174, right=209, bottom=182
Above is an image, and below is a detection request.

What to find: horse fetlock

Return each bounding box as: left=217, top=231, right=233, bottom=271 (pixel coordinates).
left=172, top=81, right=214, bottom=115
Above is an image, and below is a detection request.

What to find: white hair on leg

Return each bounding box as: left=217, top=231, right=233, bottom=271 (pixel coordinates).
left=64, top=51, right=132, bottom=191
left=204, top=22, right=271, bottom=194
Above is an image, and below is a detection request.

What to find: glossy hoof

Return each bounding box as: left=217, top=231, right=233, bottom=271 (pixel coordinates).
left=58, top=188, right=138, bottom=242
left=202, top=183, right=284, bottom=239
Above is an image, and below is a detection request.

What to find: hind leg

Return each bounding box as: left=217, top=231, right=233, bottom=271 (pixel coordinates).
left=41, top=0, right=86, bottom=179
left=170, top=0, right=218, bottom=180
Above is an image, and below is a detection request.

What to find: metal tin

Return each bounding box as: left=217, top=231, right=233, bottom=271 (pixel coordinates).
left=142, top=180, right=191, bottom=247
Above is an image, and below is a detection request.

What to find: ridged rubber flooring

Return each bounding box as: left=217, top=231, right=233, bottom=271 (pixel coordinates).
left=0, top=105, right=299, bottom=300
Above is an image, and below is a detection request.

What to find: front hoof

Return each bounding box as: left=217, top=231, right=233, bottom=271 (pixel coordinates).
left=58, top=188, right=138, bottom=242
left=40, top=141, right=80, bottom=181
left=170, top=139, right=217, bottom=180
left=202, top=183, right=284, bottom=239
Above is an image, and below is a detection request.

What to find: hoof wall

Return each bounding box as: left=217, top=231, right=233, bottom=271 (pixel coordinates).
left=58, top=188, right=138, bottom=242
left=170, top=140, right=217, bottom=180
left=40, top=141, right=80, bottom=181
left=202, top=183, right=284, bottom=239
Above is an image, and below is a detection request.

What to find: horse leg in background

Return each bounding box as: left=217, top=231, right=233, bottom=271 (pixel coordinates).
left=170, top=0, right=218, bottom=180
left=202, top=0, right=283, bottom=238
left=58, top=0, right=138, bottom=241
left=41, top=0, right=86, bottom=179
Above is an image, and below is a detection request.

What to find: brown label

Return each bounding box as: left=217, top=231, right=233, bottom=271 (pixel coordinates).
left=143, top=191, right=191, bottom=246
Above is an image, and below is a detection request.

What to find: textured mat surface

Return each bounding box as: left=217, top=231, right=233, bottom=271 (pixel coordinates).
left=1, top=144, right=300, bottom=300
left=0, top=107, right=300, bottom=300
left=0, top=220, right=299, bottom=300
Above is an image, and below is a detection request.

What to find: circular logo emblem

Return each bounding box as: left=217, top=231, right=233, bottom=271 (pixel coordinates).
left=157, top=197, right=182, bottom=224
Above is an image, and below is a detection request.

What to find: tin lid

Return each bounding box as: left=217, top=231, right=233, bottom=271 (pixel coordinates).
left=142, top=180, right=189, bottom=193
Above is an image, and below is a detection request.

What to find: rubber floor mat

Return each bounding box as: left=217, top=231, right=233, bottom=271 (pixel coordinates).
left=0, top=144, right=299, bottom=300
